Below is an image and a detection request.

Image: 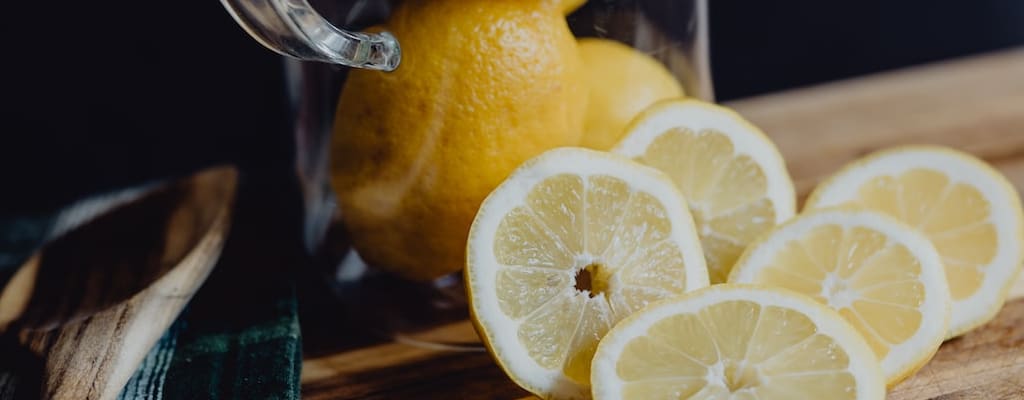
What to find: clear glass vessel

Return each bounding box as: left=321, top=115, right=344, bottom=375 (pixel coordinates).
left=224, top=0, right=713, bottom=345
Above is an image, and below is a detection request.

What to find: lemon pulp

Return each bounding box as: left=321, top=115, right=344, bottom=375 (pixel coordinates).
left=591, top=285, right=885, bottom=400
left=494, top=173, right=693, bottom=382
left=637, top=127, right=777, bottom=282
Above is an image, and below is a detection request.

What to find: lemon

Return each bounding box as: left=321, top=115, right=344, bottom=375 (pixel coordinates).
left=466, top=147, right=709, bottom=399
left=591, top=284, right=886, bottom=400
left=613, top=99, right=796, bottom=283
left=557, top=0, right=587, bottom=14
left=804, top=146, right=1024, bottom=337
left=331, top=0, right=588, bottom=280
left=728, top=208, right=951, bottom=386
left=577, top=38, right=685, bottom=150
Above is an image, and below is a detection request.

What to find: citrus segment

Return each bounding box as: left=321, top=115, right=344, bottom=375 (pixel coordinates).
left=467, top=148, right=708, bottom=399
left=613, top=99, right=796, bottom=283
left=728, top=208, right=951, bottom=385
left=804, top=146, right=1024, bottom=337
left=591, top=285, right=885, bottom=400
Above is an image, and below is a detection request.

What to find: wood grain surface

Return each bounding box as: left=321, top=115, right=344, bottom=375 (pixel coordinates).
left=302, top=48, right=1024, bottom=399
left=1, top=167, right=236, bottom=400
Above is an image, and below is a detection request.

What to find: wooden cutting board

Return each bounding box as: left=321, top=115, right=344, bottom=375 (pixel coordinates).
left=0, top=166, right=236, bottom=400
left=301, top=48, right=1024, bottom=399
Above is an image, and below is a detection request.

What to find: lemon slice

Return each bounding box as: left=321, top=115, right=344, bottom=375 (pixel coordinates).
left=613, top=99, right=796, bottom=283
left=805, top=146, right=1024, bottom=337
left=591, top=284, right=886, bottom=400
left=728, top=208, right=950, bottom=385
left=466, top=147, right=709, bottom=399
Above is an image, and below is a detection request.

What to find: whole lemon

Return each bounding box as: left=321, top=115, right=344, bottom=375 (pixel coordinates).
left=578, top=38, right=685, bottom=150
left=331, top=0, right=588, bottom=281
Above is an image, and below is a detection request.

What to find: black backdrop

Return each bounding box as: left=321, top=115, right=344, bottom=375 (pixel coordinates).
left=1, top=0, right=1022, bottom=214
left=710, top=1, right=1024, bottom=100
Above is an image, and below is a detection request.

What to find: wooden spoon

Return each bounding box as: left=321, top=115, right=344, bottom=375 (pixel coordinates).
left=0, top=166, right=236, bottom=399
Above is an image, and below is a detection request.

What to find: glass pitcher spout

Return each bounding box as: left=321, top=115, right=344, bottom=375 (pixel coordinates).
left=220, top=0, right=401, bottom=71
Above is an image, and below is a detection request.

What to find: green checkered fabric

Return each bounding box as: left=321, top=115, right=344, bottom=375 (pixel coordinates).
left=116, top=282, right=301, bottom=400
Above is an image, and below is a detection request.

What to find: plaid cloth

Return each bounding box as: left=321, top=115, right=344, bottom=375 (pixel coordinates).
left=115, top=282, right=301, bottom=400
left=0, top=175, right=304, bottom=400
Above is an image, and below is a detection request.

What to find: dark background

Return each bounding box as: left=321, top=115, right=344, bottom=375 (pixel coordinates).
left=1, top=0, right=1023, bottom=213
left=710, top=1, right=1024, bottom=100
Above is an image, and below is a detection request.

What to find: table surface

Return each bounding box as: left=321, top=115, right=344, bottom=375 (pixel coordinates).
left=300, top=47, right=1024, bottom=400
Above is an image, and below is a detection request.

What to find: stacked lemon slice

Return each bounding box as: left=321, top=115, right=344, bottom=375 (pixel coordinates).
left=591, top=285, right=886, bottom=400
left=613, top=100, right=796, bottom=283
left=464, top=99, right=1021, bottom=400
left=805, top=146, right=1024, bottom=337
left=728, top=208, right=951, bottom=385
left=466, top=148, right=709, bottom=398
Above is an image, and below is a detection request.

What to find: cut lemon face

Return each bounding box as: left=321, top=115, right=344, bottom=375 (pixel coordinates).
left=466, top=147, right=709, bottom=399
left=591, top=284, right=885, bottom=400
left=613, top=99, right=796, bottom=283
left=728, top=208, right=951, bottom=385
left=804, top=146, right=1024, bottom=337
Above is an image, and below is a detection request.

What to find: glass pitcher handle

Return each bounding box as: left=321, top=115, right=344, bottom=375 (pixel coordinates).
left=220, top=0, right=401, bottom=71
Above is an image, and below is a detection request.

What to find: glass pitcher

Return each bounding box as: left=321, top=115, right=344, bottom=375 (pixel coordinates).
left=223, top=0, right=713, bottom=344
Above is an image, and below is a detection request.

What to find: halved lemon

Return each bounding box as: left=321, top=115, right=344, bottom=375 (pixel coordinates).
left=728, top=208, right=951, bottom=385
left=466, top=147, right=709, bottom=399
left=613, top=99, right=796, bottom=283
left=804, top=146, right=1024, bottom=337
left=591, top=284, right=886, bottom=400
